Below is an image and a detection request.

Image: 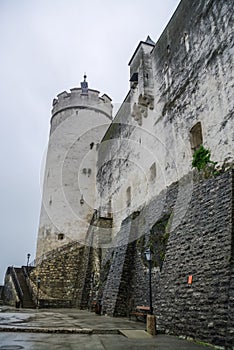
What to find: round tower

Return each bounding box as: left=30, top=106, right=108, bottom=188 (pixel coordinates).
left=36, top=76, right=112, bottom=260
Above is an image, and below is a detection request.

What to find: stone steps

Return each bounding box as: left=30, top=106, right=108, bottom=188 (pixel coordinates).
left=14, top=268, right=35, bottom=309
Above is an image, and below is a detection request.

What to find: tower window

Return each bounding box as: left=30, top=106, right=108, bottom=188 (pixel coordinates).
left=130, top=72, right=138, bottom=88
left=150, top=162, right=156, bottom=181
left=184, top=32, right=190, bottom=53
left=167, top=44, right=170, bottom=55
left=190, top=122, right=203, bottom=152
left=107, top=198, right=112, bottom=218
left=58, top=233, right=64, bottom=240
left=126, top=186, right=131, bottom=207
left=90, top=142, right=94, bottom=149
left=163, top=63, right=172, bottom=89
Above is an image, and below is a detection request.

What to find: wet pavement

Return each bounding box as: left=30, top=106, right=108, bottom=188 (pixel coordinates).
left=0, top=307, right=214, bottom=349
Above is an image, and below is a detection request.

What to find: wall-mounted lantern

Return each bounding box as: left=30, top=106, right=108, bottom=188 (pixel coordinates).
left=80, top=194, right=84, bottom=205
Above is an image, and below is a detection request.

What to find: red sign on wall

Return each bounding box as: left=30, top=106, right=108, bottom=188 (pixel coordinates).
left=188, top=275, right=193, bottom=285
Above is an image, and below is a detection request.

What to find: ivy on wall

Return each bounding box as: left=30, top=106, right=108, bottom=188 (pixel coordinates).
left=192, top=145, right=219, bottom=177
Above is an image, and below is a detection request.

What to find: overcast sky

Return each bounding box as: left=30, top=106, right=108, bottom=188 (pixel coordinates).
left=0, top=0, right=180, bottom=284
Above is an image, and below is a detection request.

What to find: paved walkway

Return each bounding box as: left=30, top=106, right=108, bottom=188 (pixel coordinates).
left=0, top=307, right=214, bottom=349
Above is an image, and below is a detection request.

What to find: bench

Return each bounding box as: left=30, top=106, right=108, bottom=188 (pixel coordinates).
left=129, top=305, right=150, bottom=322
left=90, top=300, right=102, bottom=314
left=90, top=301, right=97, bottom=312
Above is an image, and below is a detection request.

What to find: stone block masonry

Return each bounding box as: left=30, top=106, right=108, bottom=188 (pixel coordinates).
left=99, top=169, right=233, bottom=348
left=28, top=169, right=233, bottom=347
left=30, top=242, right=91, bottom=307
left=100, top=215, right=138, bottom=317
left=154, top=170, right=233, bottom=348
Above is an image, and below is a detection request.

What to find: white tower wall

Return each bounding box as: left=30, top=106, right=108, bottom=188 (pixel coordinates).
left=36, top=81, right=112, bottom=260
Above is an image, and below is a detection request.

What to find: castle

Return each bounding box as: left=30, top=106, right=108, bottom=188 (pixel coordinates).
left=3, top=0, right=234, bottom=348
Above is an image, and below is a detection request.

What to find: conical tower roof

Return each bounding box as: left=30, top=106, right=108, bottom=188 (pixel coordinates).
left=145, top=35, right=155, bottom=46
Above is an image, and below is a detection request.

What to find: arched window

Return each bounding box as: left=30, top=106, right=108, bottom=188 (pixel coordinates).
left=190, top=122, right=203, bottom=152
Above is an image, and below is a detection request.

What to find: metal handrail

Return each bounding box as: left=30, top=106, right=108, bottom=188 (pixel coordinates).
left=22, top=266, right=37, bottom=306
left=11, top=267, right=24, bottom=301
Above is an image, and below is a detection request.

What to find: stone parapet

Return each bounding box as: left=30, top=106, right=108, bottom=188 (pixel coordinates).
left=51, top=88, right=112, bottom=121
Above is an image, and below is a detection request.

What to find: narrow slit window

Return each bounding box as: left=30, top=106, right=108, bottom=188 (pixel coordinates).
left=126, top=186, right=131, bottom=207
left=150, top=162, right=156, bottom=181
left=184, top=32, right=190, bottom=53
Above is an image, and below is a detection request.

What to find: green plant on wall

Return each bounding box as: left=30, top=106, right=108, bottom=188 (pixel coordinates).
left=192, top=145, right=219, bottom=177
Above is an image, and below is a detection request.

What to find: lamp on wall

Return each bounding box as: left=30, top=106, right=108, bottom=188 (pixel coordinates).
left=80, top=194, right=84, bottom=205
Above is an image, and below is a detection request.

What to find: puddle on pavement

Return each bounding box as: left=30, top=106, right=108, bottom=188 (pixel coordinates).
left=0, top=346, right=24, bottom=350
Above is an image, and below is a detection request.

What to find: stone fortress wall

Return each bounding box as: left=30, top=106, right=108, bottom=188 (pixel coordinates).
left=95, top=1, right=233, bottom=346
left=97, top=0, right=233, bottom=241
left=32, top=0, right=234, bottom=348
left=98, top=169, right=233, bottom=347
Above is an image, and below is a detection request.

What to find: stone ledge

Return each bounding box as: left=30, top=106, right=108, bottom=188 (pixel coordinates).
left=0, top=326, right=120, bottom=334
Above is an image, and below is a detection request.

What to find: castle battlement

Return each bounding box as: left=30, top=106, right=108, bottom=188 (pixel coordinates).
left=52, top=86, right=112, bottom=120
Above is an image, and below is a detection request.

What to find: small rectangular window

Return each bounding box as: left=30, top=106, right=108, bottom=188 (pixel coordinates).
left=58, top=233, right=64, bottom=240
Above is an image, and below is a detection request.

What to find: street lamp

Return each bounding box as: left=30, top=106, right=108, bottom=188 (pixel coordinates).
left=80, top=194, right=84, bottom=205
left=36, top=277, right=41, bottom=309
left=145, top=248, right=153, bottom=315
left=27, top=253, right=31, bottom=269
left=145, top=248, right=156, bottom=336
